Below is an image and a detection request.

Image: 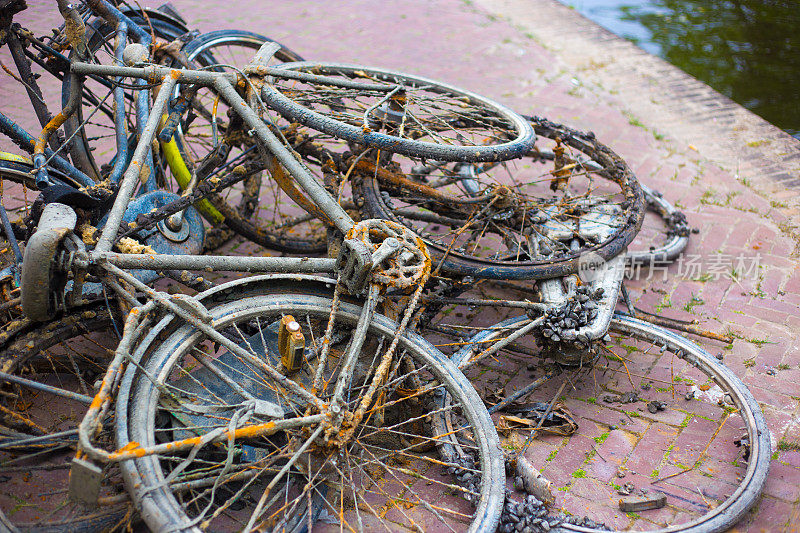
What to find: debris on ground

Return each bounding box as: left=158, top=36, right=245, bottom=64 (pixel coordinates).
left=497, top=402, right=578, bottom=437
left=617, top=481, right=636, bottom=495
left=498, top=492, right=610, bottom=533
left=514, top=456, right=555, bottom=504
left=619, top=491, right=667, bottom=512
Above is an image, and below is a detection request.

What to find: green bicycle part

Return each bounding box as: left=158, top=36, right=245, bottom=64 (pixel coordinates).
left=0, top=152, right=32, bottom=165
left=160, top=127, right=225, bottom=225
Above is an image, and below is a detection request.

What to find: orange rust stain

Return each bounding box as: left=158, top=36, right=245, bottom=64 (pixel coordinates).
left=35, top=112, right=68, bottom=154
left=88, top=379, right=108, bottom=409
left=117, top=441, right=141, bottom=452
left=234, top=421, right=277, bottom=439
left=111, top=422, right=282, bottom=460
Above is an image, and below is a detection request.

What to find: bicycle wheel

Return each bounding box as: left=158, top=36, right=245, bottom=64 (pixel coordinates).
left=446, top=314, right=770, bottom=533
left=0, top=301, right=131, bottom=531
left=62, top=13, right=187, bottom=180
left=174, top=30, right=328, bottom=254
left=626, top=184, right=691, bottom=266
left=355, top=116, right=646, bottom=280
left=0, top=155, right=86, bottom=190
left=120, top=292, right=504, bottom=532
left=261, top=61, right=535, bottom=162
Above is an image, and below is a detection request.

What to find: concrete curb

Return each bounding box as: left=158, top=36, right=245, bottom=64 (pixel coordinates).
left=476, top=0, right=800, bottom=240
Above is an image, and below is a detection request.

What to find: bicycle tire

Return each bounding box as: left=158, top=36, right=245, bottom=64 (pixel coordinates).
left=176, top=30, right=328, bottom=254
left=447, top=313, right=770, bottom=533
left=0, top=301, right=131, bottom=532
left=355, top=116, right=646, bottom=280
left=261, top=61, right=535, bottom=162
left=62, top=14, right=187, bottom=180
left=119, top=292, right=504, bottom=532
left=626, top=184, right=691, bottom=266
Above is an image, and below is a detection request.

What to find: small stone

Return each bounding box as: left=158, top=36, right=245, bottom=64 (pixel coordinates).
left=602, top=394, right=618, bottom=404
left=724, top=394, right=734, bottom=404
left=685, top=391, right=695, bottom=401
left=621, top=391, right=639, bottom=404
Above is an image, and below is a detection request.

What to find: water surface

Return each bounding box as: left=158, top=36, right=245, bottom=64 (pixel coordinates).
left=563, top=0, right=800, bottom=138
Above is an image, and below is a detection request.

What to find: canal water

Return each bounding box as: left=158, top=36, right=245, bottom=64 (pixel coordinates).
left=561, top=0, right=800, bottom=139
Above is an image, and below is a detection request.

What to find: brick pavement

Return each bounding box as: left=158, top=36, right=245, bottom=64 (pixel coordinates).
left=2, top=0, right=799, bottom=531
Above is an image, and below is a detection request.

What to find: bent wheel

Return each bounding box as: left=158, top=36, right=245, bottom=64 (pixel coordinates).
left=119, top=292, right=504, bottom=532
left=447, top=313, right=770, bottom=532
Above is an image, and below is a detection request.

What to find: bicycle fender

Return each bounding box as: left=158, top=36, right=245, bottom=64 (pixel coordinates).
left=21, top=203, right=77, bottom=322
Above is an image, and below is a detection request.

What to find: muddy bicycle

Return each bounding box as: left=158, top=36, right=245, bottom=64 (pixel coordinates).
left=14, top=27, right=543, bottom=530
left=1, top=2, right=770, bottom=531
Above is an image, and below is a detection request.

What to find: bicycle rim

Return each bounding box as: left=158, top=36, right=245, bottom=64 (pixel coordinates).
left=261, top=62, right=535, bottom=163
left=356, top=116, right=645, bottom=279
left=120, top=293, right=504, bottom=532
left=444, top=313, right=769, bottom=532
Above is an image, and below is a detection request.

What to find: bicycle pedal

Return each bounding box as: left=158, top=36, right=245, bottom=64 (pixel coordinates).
left=278, top=315, right=304, bottom=372
left=68, top=457, right=103, bottom=506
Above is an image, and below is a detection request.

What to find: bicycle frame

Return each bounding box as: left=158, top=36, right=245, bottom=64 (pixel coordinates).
left=19, top=47, right=433, bottom=500
left=67, top=61, right=356, bottom=249
left=0, top=0, right=161, bottom=188
left=2, top=1, right=220, bottom=304
left=0, top=111, right=94, bottom=188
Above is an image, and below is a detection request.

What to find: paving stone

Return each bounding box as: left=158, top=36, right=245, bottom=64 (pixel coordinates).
left=625, top=423, right=678, bottom=478
left=669, top=416, right=721, bottom=466
left=745, top=496, right=795, bottom=532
